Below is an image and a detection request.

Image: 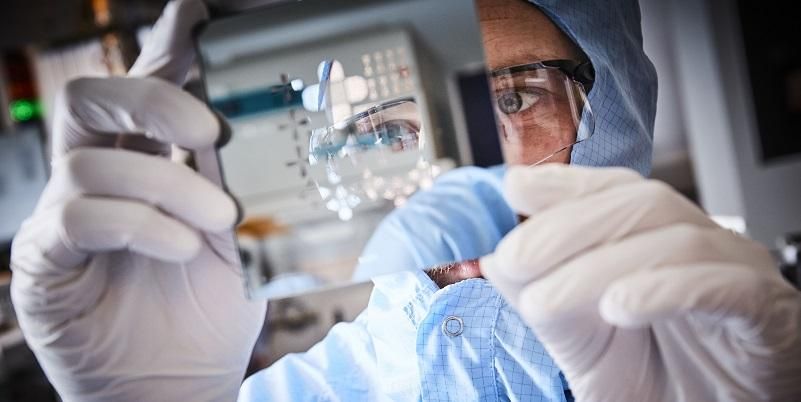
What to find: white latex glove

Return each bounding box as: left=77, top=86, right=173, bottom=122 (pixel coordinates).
left=10, top=1, right=267, bottom=401
left=481, top=165, right=801, bottom=402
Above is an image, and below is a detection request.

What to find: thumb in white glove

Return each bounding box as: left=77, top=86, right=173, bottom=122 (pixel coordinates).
left=481, top=165, right=801, bottom=402
left=10, top=1, right=266, bottom=401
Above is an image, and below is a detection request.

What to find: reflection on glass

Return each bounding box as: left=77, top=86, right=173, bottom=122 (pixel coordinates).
left=309, top=97, right=421, bottom=164
left=201, top=24, right=447, bottom=299
left=308, top=92, right=439, bottom=221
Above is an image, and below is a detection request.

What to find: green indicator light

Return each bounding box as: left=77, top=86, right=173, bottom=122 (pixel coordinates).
left=10, top=99, right=40, bottom=122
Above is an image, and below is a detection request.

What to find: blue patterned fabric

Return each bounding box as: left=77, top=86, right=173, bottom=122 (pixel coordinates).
left=351, top=165, right=515, bottom=281
left=239, top=270, right=567, bottom=402
left=417, top=278, right=566, bottom=401
left=529, top=0, right=658, bottom=176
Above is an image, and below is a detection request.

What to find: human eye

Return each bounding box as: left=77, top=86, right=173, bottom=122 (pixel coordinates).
left=495, top=90, right=543, bottom=115
left=376, top=120, right=420, bottom=148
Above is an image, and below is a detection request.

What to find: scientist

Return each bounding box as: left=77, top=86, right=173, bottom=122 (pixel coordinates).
left=10, top=0, right=801, bottom=401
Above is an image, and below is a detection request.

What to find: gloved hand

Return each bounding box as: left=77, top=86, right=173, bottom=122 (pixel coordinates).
left=10, top=1, right=266, bottom=401
left=481, top=165, right=801, bottom=402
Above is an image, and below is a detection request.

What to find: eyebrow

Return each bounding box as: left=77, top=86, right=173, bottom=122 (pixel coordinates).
left=486, top=42, right=561, bottom=70
left=478, top=6, right=524, bottom=22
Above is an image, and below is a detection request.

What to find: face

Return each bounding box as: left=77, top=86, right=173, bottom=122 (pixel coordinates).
left=477, top=0, right=586, bottom=165
left=425, top=1, right=588, bottom=286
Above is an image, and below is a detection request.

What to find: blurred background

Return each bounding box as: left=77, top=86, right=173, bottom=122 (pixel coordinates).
left=0, top=0, right=799, bottom=400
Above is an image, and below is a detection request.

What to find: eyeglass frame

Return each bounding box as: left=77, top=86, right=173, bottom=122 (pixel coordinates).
left=308, top=96, right=420, bottom=162
left=490, top=59, right=595, bottom=94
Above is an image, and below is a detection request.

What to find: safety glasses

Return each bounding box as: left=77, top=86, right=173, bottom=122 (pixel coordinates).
left=490, top=59, right=595, bottom=166
left=308, top=96, right=423, bottom=165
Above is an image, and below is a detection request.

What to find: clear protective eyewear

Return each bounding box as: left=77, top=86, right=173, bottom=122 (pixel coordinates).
left=490, top=59, right=595, bottom=166
left=306, top=94, right=437, bottom=220
left=308, top=96, right=423, bottom=165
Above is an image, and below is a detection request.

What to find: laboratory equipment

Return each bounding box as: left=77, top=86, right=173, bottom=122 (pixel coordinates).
left=0, top=127, right=47, bottom=243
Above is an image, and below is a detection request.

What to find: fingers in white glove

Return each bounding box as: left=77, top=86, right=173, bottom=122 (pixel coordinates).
left=514, top=224, right=770, bottom=325
left=52, top=0, right=211, bottom=157
left=598, top=256, right=801, bottom=400
left=503, top=164, right=642, bottom=216
left=62, top=197, right=202, bottom=262
left=494, top=223, right=778, bottom=395
left=599, top=262, right=789, bottom=330
left=483, top=165, right=801, bottom=402
left=25, top=147, right=237, bottom=268
left=52, top=76, right=220, bottom=156
left=128, top=0, right=209, bottom=84
left=40, top=148, right=236, bottom=232
left=10, top=3, right=264, bottom=400
left=10, top=195, right=202, bottom=324
left=483, top=171, right=716, bottom=297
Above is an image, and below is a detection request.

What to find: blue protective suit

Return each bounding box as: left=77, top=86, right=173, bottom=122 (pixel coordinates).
left=241, top=0, right=657, bottom=399
left=352, top=166, right=514, bottom=280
